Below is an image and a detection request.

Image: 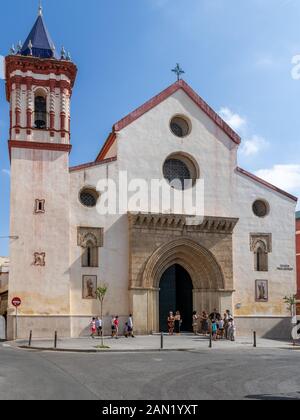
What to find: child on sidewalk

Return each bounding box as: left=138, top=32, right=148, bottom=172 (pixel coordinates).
left=228, top=317, right=236, bottom=342
left=211, top=320, right=218, bottom=341
left=90, top=317, right=96, bottom=339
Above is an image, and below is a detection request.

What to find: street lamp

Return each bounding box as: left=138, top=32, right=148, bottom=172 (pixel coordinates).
left=0, top=236, right=19, bottom=240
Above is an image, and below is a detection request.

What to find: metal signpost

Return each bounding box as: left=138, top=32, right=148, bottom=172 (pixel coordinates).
left=12, top=297, right=21, bottom=339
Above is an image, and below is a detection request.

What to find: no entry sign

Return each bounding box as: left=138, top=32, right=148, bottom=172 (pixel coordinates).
left=12, top=297, right=21, bottom=307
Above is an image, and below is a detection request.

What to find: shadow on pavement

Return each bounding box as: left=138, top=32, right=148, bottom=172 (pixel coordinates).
left=245, top=392, right=300, bottom=401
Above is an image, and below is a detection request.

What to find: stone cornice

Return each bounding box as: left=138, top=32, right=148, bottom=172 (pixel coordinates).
left=8, top=140, right=72, bottom=161
left=128, top=212, right=239, bottom=234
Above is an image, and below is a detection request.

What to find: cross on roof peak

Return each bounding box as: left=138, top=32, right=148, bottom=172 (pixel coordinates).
left=172, top=63, right=185, bottom=81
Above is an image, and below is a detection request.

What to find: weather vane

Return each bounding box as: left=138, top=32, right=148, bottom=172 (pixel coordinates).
left=38, top=0, right=43, bottom=16
left=172, top=63, right=185, bottom=81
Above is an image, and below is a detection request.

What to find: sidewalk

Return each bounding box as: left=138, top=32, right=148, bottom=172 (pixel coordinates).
left=7, top=334, right=300, bottom=353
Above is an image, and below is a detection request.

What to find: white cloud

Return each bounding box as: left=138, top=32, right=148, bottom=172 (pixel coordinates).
left=219, top=107, right=270, bottom=157
left=240, top=135, right=269, bottom=157
left=255, top=56, right=275, bottom=69
left=255, top=164, right=300, bottom=193
left=219, top=107, right=246, bottom=132
left=0, top=55, right=4, bottom=80
left=1, top=169, right=10, bottom=177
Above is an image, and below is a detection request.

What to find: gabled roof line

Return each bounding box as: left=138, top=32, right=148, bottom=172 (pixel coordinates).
left=96, top=132, right=116, bottom=162
left=236, top=167, right=298, bottom=202
left=113, top=79, right=241, bottom=145
left=70, top=156, right=117, bottom=173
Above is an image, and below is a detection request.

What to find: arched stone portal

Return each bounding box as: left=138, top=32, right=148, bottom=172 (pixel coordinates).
left=128, top=213, right=238, bottom=334
left=139, top=238, right=227, bottom=333
left=142, top=237, right=225, bottom=290
left=159, top=264, right=193, bottom=332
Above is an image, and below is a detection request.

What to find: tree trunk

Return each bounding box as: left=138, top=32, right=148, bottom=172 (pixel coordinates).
left=101, top=300, right=104, bottom=347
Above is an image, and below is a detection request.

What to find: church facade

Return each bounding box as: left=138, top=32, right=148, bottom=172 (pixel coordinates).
left=5, top=9, right=297, bottom=340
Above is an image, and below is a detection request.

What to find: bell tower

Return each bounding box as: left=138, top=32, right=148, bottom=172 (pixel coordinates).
left=5, top=6, right=77, bottom=339
left=6, top=5, right=77, bottom=149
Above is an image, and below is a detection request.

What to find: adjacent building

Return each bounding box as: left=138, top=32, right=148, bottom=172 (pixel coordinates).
left=4, top=8, right=298, bottom=340
left=0, top=257, right=9, bottom=316
left=296, top=212, right=300, bottom=314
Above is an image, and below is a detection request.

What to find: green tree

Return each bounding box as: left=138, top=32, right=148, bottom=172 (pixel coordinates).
left=283, top=295, right=297, bottom=317
left=96, top=285, right=108, bottom=347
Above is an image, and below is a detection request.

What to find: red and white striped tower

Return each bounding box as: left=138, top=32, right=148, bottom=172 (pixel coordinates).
left=5, top=6, right=77, bottom=339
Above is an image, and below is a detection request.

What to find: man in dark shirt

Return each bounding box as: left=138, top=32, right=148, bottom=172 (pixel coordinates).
left=209, top=308, right=221, bottom=322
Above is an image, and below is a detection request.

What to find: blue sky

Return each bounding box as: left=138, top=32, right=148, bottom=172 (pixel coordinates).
left=1, top=0, right=300, bottom=255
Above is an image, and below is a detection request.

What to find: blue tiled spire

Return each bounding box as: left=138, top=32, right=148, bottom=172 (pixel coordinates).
left=20, top=6, right=58, bottom=59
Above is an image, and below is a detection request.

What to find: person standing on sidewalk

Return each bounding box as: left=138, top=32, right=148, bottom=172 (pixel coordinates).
left=123, top=322, right=129, bottom=338
left=111, top=316, right=116, bottom=338
left=209, top=308, right=221, bottom=322
left=200, top=311, right=209, bottom=336
left=90, top=317, right=96, bottom=339
left=114, top=316, right=120, bottom=339
left=174, top=311, right=182, bottom=335
left=96, top=317, right=102, bottom=337
left=211, top=320, right=218, bottom=341
left=192, top=311, right=199, bottom=335
left=127, top=314, right=135, bottom=338
left=228, top=317, right=236, bottom=342
left=168, top=312, right=175, bottom=335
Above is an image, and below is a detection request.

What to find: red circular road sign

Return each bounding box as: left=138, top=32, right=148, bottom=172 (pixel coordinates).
left=12, top=297, right=21, bottom=307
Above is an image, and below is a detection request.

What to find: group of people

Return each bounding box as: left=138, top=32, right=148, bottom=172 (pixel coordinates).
left=91, top=309, right=236, bottom=341
left=90, top=315, right=134, bottom=339
left=167, top=311, right=182, bottom=335
left=167, top=308, right=236, bottom=341
left=90, top=317, right=103, bottom=338
left=196, top=309, right=236, bottom=341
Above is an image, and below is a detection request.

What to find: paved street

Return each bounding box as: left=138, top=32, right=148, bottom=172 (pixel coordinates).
left=1, top=343, right=300, bottom=400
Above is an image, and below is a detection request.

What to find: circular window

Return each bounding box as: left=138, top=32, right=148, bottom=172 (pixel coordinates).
left=79, top=188, right=98, bottom=208
left=163, top=153, right=199, bottom=190
left=170, top=116, right=191, bottom=138
left=252, top=200, right=269, bottom=218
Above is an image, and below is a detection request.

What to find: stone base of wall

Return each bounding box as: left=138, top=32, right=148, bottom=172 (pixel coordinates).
left=235, top=317, right=293, bottom=340
left=7, top=316, right=72, bottom=340
left=7, top=315, right=130, bottom=340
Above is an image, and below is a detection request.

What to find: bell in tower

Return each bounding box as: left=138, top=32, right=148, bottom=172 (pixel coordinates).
left=34, top=95, right=47, bottom=130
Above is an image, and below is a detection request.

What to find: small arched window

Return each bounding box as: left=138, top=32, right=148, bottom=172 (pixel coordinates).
left=255, top=241, right=268, bottom=272
left=34, top=95, right=47, bottom=129
left=81, top=237, right=99, bottom=268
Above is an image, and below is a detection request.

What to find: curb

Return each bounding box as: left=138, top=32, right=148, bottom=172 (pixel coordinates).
left=6, top=343, right=300, bottom=353
left=17, top=345, right=194, bottom=353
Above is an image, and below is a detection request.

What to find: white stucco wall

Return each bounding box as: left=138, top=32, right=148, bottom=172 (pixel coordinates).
left=233, top=171, right=296, bottom=318
left=69, top=160, right=130, bottom=336
left=9, top=148, right=71, bottom=316
left=117, top=89, right=238, bottom=217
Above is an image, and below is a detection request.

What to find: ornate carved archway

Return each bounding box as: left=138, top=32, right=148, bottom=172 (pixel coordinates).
left=128, top=212, right=238, bottom=333
left=142, top=237, right=225, bottom=291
